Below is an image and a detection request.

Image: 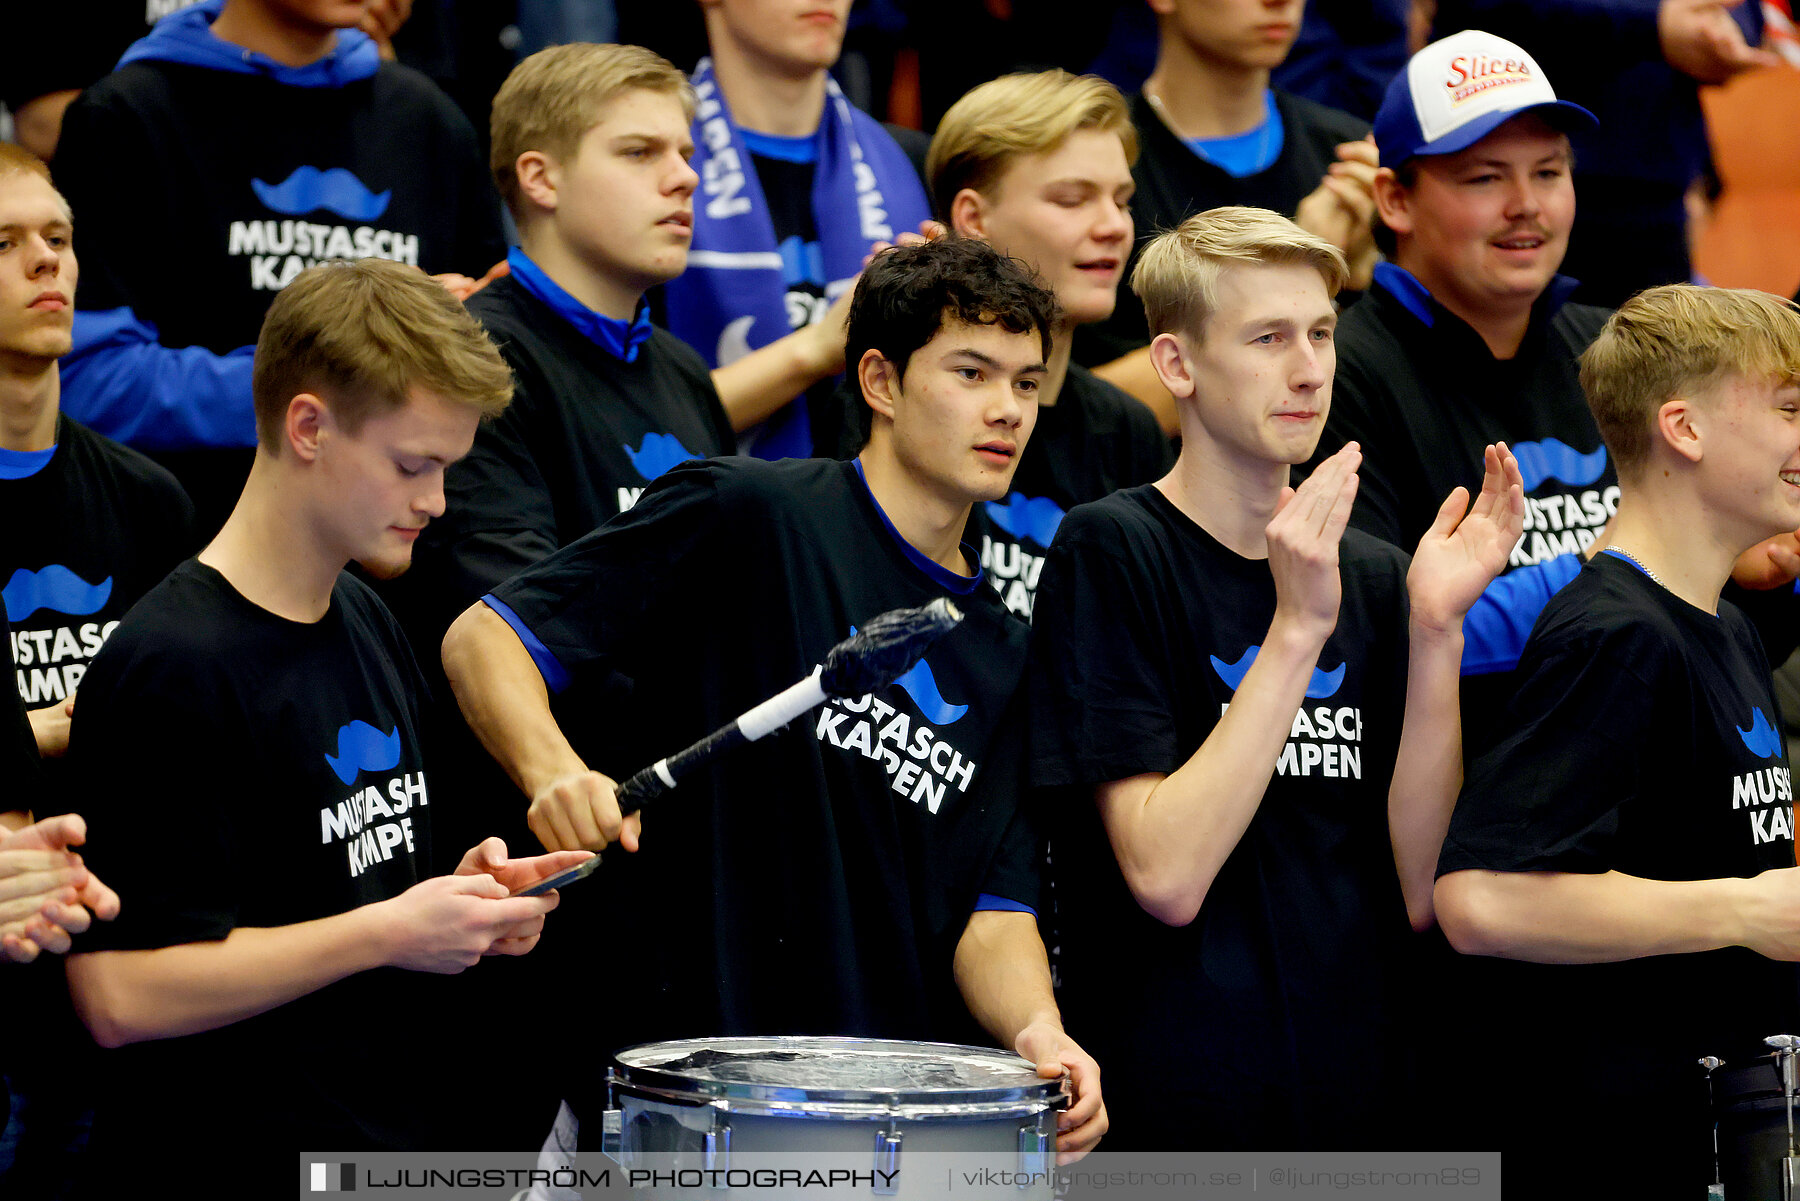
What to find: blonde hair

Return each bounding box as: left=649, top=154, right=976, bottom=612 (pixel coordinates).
left=926, top=70, right=1138, bottom=221
left=0, top=144, right=71, bottom=222
left=1581, top=284, right=1800, bottom=478
left=1132, top=206, right=1348, bottom=340
left=252, top=260, right=513, bottom=449
left=489, top=43, right=695, bottom=218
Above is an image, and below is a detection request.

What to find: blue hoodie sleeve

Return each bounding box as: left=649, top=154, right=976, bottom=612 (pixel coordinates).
left=1461, top=553, right=1585, bottom=676
left=58, top=309, right=258, bottom=450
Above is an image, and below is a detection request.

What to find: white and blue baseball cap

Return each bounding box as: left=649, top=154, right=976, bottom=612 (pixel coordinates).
left=1373, top=29, right=1598, bottom=167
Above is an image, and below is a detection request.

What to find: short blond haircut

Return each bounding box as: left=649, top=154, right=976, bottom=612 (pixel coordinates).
left=489, top=43, right=695, bottom=218
left=1581, top=284, right=1800, bottom=479
left=253, top=260, right=513, bottom=450
left=1133, top=206, right=1348, bottom=340
left=925, top=70, right=1138, bottom=221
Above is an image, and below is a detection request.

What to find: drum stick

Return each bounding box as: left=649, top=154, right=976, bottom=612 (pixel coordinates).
left=613, top=598, right=963, bottom=816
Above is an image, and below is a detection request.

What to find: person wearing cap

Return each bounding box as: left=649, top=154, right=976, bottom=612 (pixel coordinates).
left=1306, top=30, right=1618, bottom=750
left=1433, top=0, right=1777, bottom=308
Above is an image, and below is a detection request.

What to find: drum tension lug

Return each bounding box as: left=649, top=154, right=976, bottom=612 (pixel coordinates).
left=601, top=1068, right=624, bottom=1165
left=1019, top=1123, right=1054, bottom=1184
left=872, top=1126, right=902, bottom=1194
left=600, top=1108, right=623, bottom=1164
left=704, top=1113, right=731, bottom=1173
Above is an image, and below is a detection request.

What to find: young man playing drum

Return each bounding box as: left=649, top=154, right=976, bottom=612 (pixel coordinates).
left=442, top=236, right=1106, bottom=1161
left=1437, top=285, right=1800, bottom=1195
left=1029, top=206, right=1522, bottom=1149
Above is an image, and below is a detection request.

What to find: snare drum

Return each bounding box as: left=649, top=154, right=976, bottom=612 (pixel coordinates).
left=601, top=1036, right=1067, bottom=1199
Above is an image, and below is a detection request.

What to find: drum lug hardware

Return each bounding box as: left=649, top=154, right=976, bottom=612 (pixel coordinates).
left=600, top=1107, right=623, bottom=1164
left=704, top=1111, right=731, bottom=1173
left=1018, top=1124, right=1053, bottom=1185
left=872, top=1127, right=903, bottom=1194
left=600, top=1069, right=624, bottom=1165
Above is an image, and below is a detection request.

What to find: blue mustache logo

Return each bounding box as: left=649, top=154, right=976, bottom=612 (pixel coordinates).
left=3, top=565, right=113, bottom=622
left=1510, top=438, right=1609, bottom=492
left=324, top=721, right=401, bottom=786
left=1209, top=646, right=1345, bottom=699
left=892, top=658, right=968, bottom=724
left=623, top=433, right=701, bottom=481
left=252, top=166, right=392, bottom=222
left=849, top=625, right=969, bottom=725
left=984, top=493, right=1066, bottom=548
left=1740, top=707, right=1784, bottom=760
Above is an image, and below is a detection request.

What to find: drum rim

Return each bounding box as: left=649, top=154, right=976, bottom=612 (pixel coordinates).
left=609, top=1035, right=1069, bottom=1118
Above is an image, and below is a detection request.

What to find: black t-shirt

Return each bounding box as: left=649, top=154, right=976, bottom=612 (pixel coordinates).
left=753, top=153, right=828, bottom=334
left=750, top=150, right=845, bottom=457
left=1073, top=91, right=1369, bottom=368
left=69, top=561, right=445, bottom=1173
left=393, top=274, right=733, bottom=648
left=0, top=416, right=185, bottom=1187
left=1029, top=485, right=1416, bottom=1149
left=4, top=416, right=196, bottom=713
left=486, top=457, right=1036, bottom=1058
left=966, top=365, right=1174, bottom=622
left=1441, top=552, right=1800, bottom=1192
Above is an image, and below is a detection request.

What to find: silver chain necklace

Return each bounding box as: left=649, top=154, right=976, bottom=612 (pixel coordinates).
left=1606, top=546, right=1668, bottom=589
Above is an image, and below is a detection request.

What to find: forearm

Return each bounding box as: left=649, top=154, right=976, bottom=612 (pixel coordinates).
left=710, top=325, right=839, bottom=433
left=1089, top=347, right=1178, bottom=436
left=1434, top=868, right=1747, bottom=963
left=66, top=906, right=392, bottom=1046
left=1389, top=620, right=1465, bottom=931
left=441, top=603, right=586, bottom=797
left=60, top=310, right=258, bottom=450
left=953, top=911, right=1062, bottom=1047
left=1102, top=621, right=1329, bottom=926
left=12, top=90, right=79, bottom=162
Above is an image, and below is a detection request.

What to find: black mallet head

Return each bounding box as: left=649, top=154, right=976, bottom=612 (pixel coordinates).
left=821, top=598, right=962, bottom=698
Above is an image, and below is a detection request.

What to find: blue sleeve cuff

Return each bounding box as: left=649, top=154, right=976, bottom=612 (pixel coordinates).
left=481, top=594, right=572, bottom=694
left=974, top=893, right=1037, bottom=917
left=1462, top=553, right=1585, bottom=676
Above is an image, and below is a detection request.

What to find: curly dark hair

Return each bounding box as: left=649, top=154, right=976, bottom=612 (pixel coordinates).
left=845, top=235, right=1060, bottom=383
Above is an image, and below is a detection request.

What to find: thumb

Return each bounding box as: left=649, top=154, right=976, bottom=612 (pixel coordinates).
left=454, top=872, right=510, bottom=899
left=1425, top=485, right=1470, bottom=542
left=13, top=813, right=86, bottom=853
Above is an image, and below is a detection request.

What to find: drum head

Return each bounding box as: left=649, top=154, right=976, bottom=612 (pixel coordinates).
left=611, top=1036, right=1066, bottom=1119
